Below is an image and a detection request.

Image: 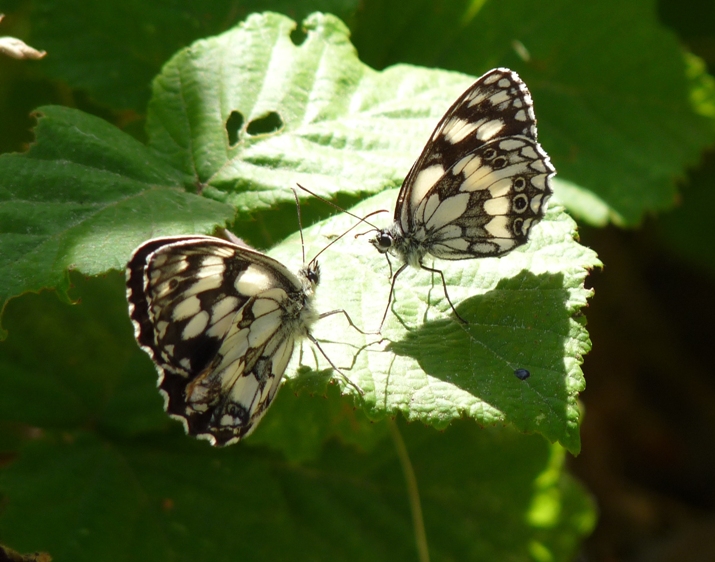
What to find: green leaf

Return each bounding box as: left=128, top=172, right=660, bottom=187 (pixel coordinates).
left=349, top=0, right=715, bottom=226
left=0, top=421, right=594, bottom=562
left=268, top=192, right=598, bottom=454
left=0, top=106, right=236, bottom=336
left=146, top=12, right=488, bottom=213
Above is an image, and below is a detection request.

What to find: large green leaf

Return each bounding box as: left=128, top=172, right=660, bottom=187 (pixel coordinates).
left=0, top=12, right=599, bottom=451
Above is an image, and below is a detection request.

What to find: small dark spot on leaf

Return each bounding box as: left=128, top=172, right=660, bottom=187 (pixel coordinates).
left=514, top=368, right=530, bottom=380
left=226, top=111, right=244, bottom=146
left=247, top=112, right=283, bottom=135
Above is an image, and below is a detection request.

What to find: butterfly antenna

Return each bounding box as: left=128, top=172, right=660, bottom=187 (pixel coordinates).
left=309, top=208, right=388, bottom=264
left=291, top=187, right=307, bottom=265
left=296, top=183, right=387, bottom=231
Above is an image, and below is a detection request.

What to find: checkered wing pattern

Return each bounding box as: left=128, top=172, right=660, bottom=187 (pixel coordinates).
left=127, top=235, right=318, bottom=446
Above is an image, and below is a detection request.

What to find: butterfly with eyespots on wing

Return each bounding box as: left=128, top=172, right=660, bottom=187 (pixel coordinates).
left=126, top=232, right=364, bottom=446
left=369, top=68, right=555, bottom=327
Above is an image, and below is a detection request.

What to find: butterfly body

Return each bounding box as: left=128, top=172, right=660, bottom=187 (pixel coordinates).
left=127, top=235, right=320, bottom=446
left=370, top=68, right=554, bottom=323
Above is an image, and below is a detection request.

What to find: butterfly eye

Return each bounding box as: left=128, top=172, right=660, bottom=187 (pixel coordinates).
left=513, top=177, right=526, bottom=191
left=306, top=268, right=320, bottom=284
left=483, top=148, right=497, bottom=160
left=492, top=156, right=507, bottom=169
left=372, top=232, right=394, bottom=253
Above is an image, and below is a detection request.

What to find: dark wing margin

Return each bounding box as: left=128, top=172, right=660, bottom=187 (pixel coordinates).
left=126, top=236, right=214, bottom=363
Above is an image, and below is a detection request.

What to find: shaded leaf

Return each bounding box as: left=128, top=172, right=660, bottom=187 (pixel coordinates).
left=30, top=0, right=360, bottom=110
left=0, top=421, right=594, bottom=562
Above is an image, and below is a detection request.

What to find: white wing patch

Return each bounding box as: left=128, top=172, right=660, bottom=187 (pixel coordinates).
left=173, top=295, right=201, bottom=321
left=442, top=117, right=480, bottom=144
left=235, top=265, right=274, bottom=295
left=409, top=165, right=445, bottom=211
left=475, top=119, right=506, bottom=141
left=425, top=194, right=470, bottom=230
left=182, top=310, right=210, bottom=340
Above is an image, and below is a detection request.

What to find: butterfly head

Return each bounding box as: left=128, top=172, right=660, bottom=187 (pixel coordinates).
left=301, top=259, right=321, bottom=291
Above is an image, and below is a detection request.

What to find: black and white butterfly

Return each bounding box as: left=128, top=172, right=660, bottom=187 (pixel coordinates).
left=370, top=68, right=555, bottom=326
left=126, top=234, right=360, bottom=446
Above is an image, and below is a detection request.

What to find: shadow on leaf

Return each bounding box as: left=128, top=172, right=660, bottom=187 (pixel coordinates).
left=388, top=270, right=580, bottom=450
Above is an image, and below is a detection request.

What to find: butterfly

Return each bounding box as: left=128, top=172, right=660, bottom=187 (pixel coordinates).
left=370, top=68, right=555, bottom=327
left=126, top=233, right=360, bottom=446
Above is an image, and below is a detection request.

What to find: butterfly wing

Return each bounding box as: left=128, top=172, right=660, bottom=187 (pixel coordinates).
left=396, top=68, right=554, bottom=258
left=127, top=235, right=310, bottom=445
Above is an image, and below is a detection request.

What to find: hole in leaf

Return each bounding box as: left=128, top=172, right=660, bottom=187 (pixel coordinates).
left=226, top=111, right=244, bottom=146
left=247, top=112, right=283, bottom=136
left=290, top=26, right=308, bottom=46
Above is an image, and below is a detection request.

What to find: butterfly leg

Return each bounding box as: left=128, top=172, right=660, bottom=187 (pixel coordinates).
left=307, top=334, right=365, bottom=396
left=419, top=263, right=468, bottom=324
left=319, top=308, right=381, bottom=336
left=384, top=253, right=394, bottom=280
left=318, top=308, right=386, bottom=371
left=378, top=263, right=409, bottom=332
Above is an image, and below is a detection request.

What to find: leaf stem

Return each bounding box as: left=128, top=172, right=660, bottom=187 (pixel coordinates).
left=389, top=419, right=430, bottom=562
